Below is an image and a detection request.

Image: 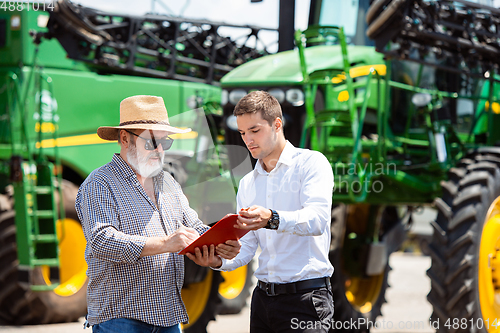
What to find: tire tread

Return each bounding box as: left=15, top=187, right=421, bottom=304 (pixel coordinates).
left=427, top=156, right=500, bottom=332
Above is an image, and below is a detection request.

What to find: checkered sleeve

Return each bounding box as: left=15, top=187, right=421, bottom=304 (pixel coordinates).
left=76, top=180, right=147, bottom=263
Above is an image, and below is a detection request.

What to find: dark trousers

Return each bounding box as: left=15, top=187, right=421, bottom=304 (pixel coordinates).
left=250, top=286, right=334, bottom=333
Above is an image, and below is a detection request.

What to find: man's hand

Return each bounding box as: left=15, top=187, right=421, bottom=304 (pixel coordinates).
left=140, top=226, right=199, bottom=257
left=216, top=239, right=241, bottom=260
left=165, top=225, right=199, bottom=253
left=186, top=244, right=221, bottom=268
left=235, top=205, right=272, bottom=230
left=186, top=239, right=241, bottom=268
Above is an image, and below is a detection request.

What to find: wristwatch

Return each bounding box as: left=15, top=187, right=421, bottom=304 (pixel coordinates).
left=265, top=209, right=280, bottom=230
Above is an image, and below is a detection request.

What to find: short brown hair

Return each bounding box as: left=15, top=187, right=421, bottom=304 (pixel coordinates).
left=233, top=90, right=283, bottom=126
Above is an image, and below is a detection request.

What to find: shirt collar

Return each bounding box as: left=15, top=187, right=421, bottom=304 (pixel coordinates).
left=110, top=153, right=136, bottom=179
left=254, top=141, right=295, bottom=175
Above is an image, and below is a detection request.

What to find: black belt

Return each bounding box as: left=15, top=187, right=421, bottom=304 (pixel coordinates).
left=257, top=277, right=331, bottom=296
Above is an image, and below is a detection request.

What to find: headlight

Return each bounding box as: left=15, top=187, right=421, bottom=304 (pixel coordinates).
left=229, top=89, right=247, bottom=105
left=226, top=115, right=239, bottom=131
left=286, top=89, right=304, bottom=107
left=268, top=88, right=285, bottom=103
left=411, top=93, right=432, bottom=108
left=186, top=96, right=198, bottom=109
left=221, top=90, right=229, bottom=106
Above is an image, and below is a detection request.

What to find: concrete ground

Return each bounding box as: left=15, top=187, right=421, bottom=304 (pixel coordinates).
left=371, top=254, right=433, bottom=333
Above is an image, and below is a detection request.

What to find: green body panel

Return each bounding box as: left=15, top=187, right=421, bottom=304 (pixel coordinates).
left=221, top=45, right=384, bottom=86
left=0, top=8, right=86, bottom=70
left=0, top=66, right=220, bottom=177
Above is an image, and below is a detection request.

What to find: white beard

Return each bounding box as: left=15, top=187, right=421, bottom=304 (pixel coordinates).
left=127, top=142, right=164, bottom=178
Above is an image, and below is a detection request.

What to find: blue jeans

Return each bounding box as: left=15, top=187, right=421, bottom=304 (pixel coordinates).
left=92, top=318, right=182, bottom=333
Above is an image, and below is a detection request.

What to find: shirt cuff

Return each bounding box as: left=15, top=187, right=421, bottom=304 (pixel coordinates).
left=124, top=235, right=147, bottom=263
left=212, top=257, right=230, bottom=271
left=276, top=210, right=297, bottom=234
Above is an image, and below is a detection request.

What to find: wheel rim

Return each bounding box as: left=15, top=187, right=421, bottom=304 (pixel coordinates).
left=343, top=204, right=385, bottom=313
left=479, top=196, right=500, bottom=332
left=181, top=269, right=213, bottom=329
left=219, top=265, right=248, bottom=300
left=42, top=218, right=88, bottom=296
left=345, top=272, right=385, bottom=313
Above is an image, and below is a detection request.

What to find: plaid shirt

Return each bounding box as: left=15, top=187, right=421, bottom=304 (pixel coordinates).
left=75, top=154, right=208, bottom=327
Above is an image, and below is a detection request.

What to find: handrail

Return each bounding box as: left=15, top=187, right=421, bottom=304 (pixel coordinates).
left=295, top=25, right=354, bottom=150
left=39, top=73, right=66, bottom=241
left=348, top=69, right=386, bottom=202
left=6, top=73, right=21, bottom=156
left=348, top=71, right=372, bottom=202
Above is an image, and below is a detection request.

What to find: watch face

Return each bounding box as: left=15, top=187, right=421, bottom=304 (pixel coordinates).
left=265, top=210, right=279, bottom=230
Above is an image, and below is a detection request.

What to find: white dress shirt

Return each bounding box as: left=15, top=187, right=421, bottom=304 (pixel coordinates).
left=218, top=141, right=334, bottom=283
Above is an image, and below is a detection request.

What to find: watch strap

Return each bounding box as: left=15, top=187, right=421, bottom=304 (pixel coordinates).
left=265, top=209, right=279, bottom=230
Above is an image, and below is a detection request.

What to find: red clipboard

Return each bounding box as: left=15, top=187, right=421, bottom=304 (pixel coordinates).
left=179, top=214, right=249, bottom=255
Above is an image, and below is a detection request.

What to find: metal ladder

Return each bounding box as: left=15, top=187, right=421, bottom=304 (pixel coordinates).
left=7, top=63, right=62, bottom=291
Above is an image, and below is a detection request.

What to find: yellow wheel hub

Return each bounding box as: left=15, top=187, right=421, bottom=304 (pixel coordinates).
left=219, top=265, right=248, bottom=300
left=343, top=204, right=385, bottom=314
left=42, top=218, right=88, bottom=296
left=479, top=197, right=500, bottom=332
left=181, top=269, right=213, bottom=329
left=345, top=273, right=384, bottom=313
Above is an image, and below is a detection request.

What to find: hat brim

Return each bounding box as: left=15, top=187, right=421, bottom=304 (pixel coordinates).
left=97, top=124, right=192, bottom=141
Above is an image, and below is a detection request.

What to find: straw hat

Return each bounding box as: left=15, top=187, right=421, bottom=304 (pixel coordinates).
left=97, top=95, right=191, bottom=141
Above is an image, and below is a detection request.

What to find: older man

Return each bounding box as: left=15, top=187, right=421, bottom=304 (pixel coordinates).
left=76, top=95, right=239, bottom=333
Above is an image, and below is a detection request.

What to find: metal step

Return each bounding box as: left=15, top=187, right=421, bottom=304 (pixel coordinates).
left=31, top=234, right=58, bottom=243
left=30, top=284, right=58, bottom=291
left=31, top=258, right=58, bottom=266
left=33, top=186, right=52, bottom=195
left=30, top=210, right=55, bottom=218
left=313, top=110, right=353, bottom=141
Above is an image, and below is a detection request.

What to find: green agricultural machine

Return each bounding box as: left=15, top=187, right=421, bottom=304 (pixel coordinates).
left=0, top=1, right=267, bottom=331
left=219, top=0, right=500, bottom=331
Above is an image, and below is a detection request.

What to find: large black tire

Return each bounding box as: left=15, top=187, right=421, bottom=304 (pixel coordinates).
left=183, top=269, right=223, bottom=333
left=330, top=204, right=389, bottom=333
left=217, top=260, right=254, bottom=314
left=427, top=149, right=500, bottom=332
left=0, top=180, right=87, bottom=324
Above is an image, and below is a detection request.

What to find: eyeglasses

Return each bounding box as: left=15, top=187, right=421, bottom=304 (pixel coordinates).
left=125, top=130, right=174, bottom=151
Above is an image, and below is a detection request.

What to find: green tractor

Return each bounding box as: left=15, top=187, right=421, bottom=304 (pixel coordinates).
left=0, top=1, right=264, bottom=330
left=219, top=0, right=500, bottom=331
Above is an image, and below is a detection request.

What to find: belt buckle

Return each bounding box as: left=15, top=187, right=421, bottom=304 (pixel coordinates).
left=265, top=283, right=277, bottom=296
